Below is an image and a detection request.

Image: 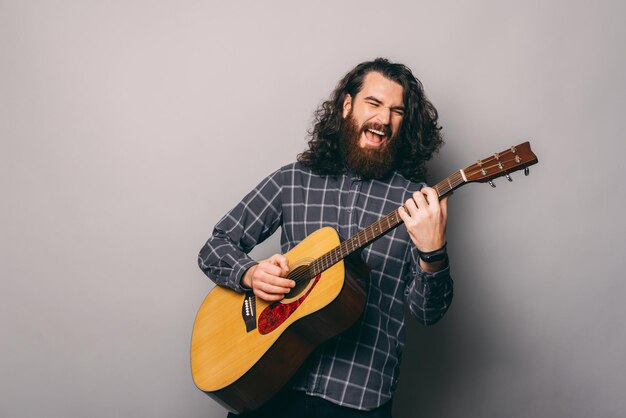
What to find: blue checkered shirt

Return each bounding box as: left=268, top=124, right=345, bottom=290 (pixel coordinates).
left=198, top=162, right=453, bottom=410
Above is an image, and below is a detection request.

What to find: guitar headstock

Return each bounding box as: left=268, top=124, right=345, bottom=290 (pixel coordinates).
left=463, top=141, right=538, bottom=187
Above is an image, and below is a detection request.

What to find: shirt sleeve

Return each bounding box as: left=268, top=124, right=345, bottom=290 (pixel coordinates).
left=197, top=169, right=283, bottom=293
left=404, top=246, right=454, bottom=325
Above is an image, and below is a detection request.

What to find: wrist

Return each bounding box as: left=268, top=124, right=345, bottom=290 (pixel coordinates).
left=418, top=242, right=448, bottom=264
left=241, top=264, right=257, bottom=289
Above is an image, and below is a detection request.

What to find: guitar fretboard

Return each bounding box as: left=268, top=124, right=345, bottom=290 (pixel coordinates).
left=308, top=170, right=465, bottom=277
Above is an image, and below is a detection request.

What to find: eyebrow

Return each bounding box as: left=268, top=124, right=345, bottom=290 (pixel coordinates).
left=363, top=96, right=405, bottom=111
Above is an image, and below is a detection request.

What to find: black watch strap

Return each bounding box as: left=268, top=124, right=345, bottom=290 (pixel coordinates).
left=418, top=243, right=448, bottom=263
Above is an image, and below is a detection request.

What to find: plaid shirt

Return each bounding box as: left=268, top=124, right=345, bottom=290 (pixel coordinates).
left=198, top=162, right=453, bottom=410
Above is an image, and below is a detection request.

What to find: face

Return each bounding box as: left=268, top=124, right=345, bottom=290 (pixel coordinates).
left=342, top=71, right=405, bottom=150
left=339, top=71, right=405, bottom=179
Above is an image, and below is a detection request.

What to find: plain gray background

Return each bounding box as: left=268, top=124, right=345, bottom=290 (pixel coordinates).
left=2, top=0, right=625, bottom=417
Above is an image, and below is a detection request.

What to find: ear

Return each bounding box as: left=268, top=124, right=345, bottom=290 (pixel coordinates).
left=342, top=94, right=352, bottom=119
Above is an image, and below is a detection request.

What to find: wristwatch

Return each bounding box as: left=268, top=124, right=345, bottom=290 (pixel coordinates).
left=418, top=243, right=448, bottom=264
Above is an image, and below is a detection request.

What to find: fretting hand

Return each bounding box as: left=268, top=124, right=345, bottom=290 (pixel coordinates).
left=398, top=187, right=450, bottom=272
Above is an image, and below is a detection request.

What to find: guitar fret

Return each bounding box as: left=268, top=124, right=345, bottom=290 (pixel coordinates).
left=434, top=171, right=465, bottom=198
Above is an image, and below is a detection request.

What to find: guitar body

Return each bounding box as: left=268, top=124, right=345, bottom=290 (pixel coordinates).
left=190, top=227, right=368, bottom=414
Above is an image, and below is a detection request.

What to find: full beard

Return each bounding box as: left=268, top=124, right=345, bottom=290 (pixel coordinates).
left=339, top=113, right=400, bottom=180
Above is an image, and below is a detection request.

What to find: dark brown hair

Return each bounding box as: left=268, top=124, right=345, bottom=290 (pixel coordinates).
left=298, top=58, right=443, bottom=181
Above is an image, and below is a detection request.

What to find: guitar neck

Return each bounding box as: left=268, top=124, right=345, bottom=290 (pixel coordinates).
left=308, top=170, right=466, bottom=276
left=307, top=141, right=538, bottom=277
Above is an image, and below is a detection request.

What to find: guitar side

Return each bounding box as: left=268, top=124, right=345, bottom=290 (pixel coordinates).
left=190, top=227, right=368, bottom=413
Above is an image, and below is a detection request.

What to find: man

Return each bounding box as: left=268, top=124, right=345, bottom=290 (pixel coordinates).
left=198, top=58, right=453, bottom=417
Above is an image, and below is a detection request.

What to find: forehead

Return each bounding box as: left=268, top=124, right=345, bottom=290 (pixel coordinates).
left=355, top=71, right=404, bottom=105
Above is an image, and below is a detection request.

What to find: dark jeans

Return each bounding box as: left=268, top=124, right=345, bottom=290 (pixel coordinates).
left=226, top=389, right=392, bottom=418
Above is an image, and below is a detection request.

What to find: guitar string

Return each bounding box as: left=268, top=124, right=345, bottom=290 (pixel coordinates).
left=464, top=148, right=533, bottom=176
left=464, top=158, right=529, bottom=179
left=464, top=164, right=522, bottom=179
left=286, top=170, right=479, bottom=285
left=286, top=155, right=531, bottom=285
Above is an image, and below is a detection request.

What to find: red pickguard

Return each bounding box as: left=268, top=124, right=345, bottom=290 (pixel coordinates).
left=258, top=274, right=321, bottom=335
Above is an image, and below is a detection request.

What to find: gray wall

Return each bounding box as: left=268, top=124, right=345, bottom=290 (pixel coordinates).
left=2, top=1, right=625, bottom=417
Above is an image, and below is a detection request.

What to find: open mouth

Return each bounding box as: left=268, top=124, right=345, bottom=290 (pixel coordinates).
left=362, top=127, right=389, bottom=146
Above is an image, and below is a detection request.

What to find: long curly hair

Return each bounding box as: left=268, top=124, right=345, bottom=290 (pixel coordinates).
left=298, top=58, right=443, bottom=182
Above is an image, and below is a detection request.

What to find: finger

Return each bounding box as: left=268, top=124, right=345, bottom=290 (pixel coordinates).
left=256, top=282, right=291, bottom=296
left=412, top=190, right=428, bottom=210
left=256, top=273, right=294, bottom=294
left=440, top=195, right=449, bottom=219
left=258, top=261, right=288, bottom=278
left=398, top=205, right=411, bottom=223
left=403, top=197, right=419, bottom=217
left=258, top=267, right=295, bottom=289
left=269, top=253, right=290, bottom=273
left=421, top=187, right=439, bottom=205
left=255, top=289, right=284, bottom=302
left=260, top=271, right=295, bottom=289
left=273, top=276, right=296, bottom=289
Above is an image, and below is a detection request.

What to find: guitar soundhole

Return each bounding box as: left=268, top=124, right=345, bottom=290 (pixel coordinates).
left=284, top=265, right=312, bottom=299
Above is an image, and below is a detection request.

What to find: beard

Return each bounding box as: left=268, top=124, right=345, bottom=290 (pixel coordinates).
left=338, top=112, right=401, bottom=180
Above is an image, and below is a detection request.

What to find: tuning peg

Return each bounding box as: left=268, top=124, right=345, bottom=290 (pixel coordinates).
left=524, top=167, right=530, bottom=176
left=505, top=173, right=513, bottom=182
left=488, top=180, right=496, bottom=188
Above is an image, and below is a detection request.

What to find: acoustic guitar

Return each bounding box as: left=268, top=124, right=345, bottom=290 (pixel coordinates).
left=190, top=141, right=538, bottom=414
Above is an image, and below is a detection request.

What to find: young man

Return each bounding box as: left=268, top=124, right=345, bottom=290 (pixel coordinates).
left=199, top=58, right=453, bottom=417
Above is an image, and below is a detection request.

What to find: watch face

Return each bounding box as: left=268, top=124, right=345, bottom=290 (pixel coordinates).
left=420, top=253, right=447, bottom=263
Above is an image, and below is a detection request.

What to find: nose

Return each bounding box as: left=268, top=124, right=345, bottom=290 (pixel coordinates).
left=376, top=107, right=391, bottom=125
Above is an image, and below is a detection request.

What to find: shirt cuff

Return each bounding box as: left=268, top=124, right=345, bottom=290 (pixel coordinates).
left=231, top=258, right=259, bottom=293
left=413, top=259, right=451, bottom=285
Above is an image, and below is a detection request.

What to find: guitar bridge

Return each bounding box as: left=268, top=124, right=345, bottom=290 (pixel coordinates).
left=241, top=291, right=257, bottom=332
